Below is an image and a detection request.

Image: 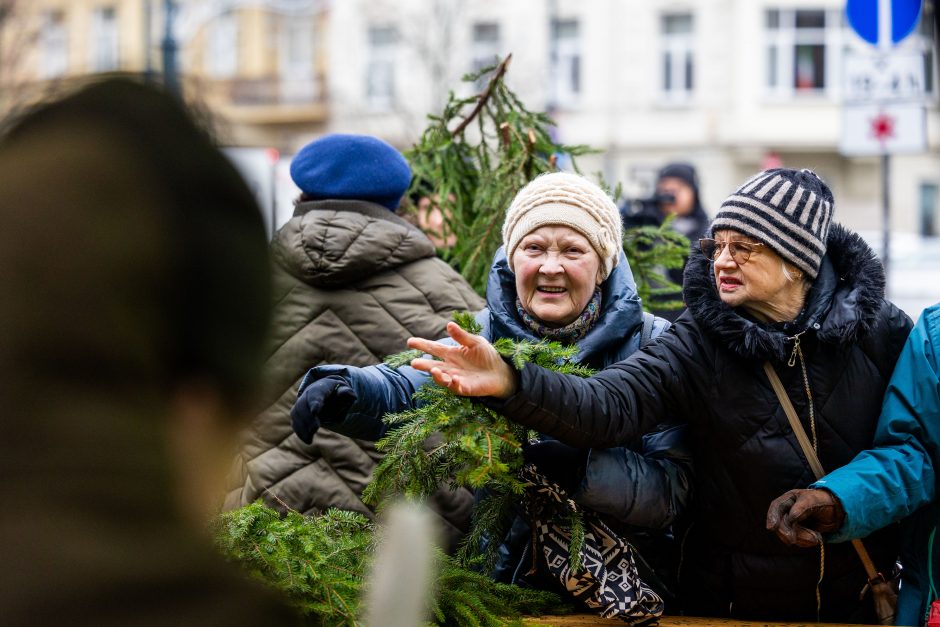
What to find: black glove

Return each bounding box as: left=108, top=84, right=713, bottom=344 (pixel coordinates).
left=766, top=488, right=846, bottom=548
left=290, top=375, right=357, bottom=444
left=522, top=438, right=588, bottom=495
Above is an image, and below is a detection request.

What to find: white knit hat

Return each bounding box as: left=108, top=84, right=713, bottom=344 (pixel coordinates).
left=502, top=172, right=623, bottom=280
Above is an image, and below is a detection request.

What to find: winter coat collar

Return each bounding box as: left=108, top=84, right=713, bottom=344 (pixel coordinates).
left=272, top=199, right=436, bottom=287
left=683, top=223, right=886, bottom=361
left=485, top=247, right=645, bottom=367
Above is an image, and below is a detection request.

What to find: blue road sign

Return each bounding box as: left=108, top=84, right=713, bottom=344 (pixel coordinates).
left=846, top=0, right=923, bottom=45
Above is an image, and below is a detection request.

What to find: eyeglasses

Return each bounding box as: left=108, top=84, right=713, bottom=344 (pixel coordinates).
left=699, top=238, right=765, bottom=265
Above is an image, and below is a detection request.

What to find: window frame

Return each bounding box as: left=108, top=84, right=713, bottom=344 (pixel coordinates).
left=89, top=6, right=119, bottom=73
left=207, top=9, right=239, bottom=79
left=764, top=7, right=843, bottom=100
left=365, top=24, right=399, bottom=112
left=660, top=12, right=696, bottom=103
left=40, top=9, right=69, bottom=79
left=550, top=18, right=582, bottom=109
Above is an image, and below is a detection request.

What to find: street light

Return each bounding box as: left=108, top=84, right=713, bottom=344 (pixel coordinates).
left=161, top=0, right=179, bottom=95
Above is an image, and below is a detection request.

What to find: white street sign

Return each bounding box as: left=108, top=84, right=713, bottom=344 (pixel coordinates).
left=840, top=102, right=927, bottom=155
left=840, top=50, right=927, bottom=156
left=843, top=51, right=928, bottom=103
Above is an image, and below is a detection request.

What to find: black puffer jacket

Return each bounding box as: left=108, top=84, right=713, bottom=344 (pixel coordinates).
left=491, top=224, right=912, bottom=622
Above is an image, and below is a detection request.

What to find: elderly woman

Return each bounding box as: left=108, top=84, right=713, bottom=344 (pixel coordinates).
left=408, top=168, right=912, bottom=623
left=290, top=172, right=691, bottom=612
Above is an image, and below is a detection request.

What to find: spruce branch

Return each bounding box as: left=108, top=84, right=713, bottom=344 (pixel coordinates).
left=406, top=56, right=594, bottom=294
left=214, top=502, right=568, bottom=625
left=622, top=216, right=691, bottom=312
left=368, top=312, right=595, bottom=572
left=450, top=54, right=512, bottom=137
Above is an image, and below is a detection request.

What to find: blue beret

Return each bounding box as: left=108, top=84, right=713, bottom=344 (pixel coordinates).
left=290, top=134, right=412, bottom=210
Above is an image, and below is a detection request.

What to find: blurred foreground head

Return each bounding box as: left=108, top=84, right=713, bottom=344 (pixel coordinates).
left=0, top=77, right=295, bottom=624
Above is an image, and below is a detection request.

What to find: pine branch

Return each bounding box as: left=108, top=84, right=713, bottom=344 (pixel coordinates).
left=450, top=54, right=512, bottom=137
left=622, top=216, right=691, bottom=312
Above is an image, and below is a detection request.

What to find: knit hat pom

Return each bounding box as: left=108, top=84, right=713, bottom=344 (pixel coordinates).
left=711, top=168, right=834, bottom=279
left=289, top=134, right=412, bottom=210
left=502, top=172, right=623, bottom=281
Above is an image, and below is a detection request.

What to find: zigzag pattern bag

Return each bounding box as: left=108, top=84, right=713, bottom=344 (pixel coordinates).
left=520, top=464, right=664, bottom=624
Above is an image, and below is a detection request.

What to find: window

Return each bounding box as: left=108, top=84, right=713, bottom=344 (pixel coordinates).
left=550, top=18, right=581, bottom=107
left=279, top=16, right=315, bottom=102
left=661, top=13, right=694, bottom=100
left=471, top=22, right=501, bottom=88
left=765, top=8, right=843, bottom=97
left=366, top=25, right=398, bottom=111
left=90, top=6, right=119, bottom=72
left=921, top=183, right=938, bottom=237
left=40, top=10, right=68, bottom=79
left=208, top=9, right=239, bottom=78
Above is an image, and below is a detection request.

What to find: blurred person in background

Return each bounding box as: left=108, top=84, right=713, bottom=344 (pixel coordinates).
left=623, top=162, right=710, bottom=321
left=400, top=184, right=458, bottom=251
left=768, top=302, right=940, bottom=626
left=0, top=77, right=297, bottom=625
left=405, top=168, right=912, bottom=623
left=289, top=171, right=692, bottom=617
left=223, top=134, right=483, bottom=551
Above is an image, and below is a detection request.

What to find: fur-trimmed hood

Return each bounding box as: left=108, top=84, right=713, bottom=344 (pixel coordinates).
left=683, top=223, right=886, bottom=361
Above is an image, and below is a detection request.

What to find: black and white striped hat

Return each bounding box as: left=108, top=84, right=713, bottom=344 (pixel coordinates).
left=712, top=168, right=834, bottom=279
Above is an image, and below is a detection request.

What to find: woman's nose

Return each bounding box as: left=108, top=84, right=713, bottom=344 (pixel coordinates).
left=714, top=244, right=737, bottom=269
left=539, top=255, right=564, bottom=275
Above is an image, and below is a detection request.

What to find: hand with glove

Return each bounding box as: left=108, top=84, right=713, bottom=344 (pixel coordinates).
left=522, top=438, right=589, bottom=496
left=290, top=375, right=357, bottom=444
left=766, top=488, right=846, bottom=548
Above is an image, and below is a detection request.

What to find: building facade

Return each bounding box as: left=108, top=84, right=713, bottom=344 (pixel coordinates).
left=326, top=0, right=940, bottom=239
left=0, top=0, right=328, bottom=148
left=2, top=0, right=937, bottom=310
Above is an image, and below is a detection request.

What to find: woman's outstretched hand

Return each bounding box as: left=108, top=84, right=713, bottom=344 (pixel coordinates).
left=408, top=322, right=516, bottom=398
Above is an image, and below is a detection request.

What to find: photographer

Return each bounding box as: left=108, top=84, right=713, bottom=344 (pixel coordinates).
left=622, top=162, right=710, bottom=320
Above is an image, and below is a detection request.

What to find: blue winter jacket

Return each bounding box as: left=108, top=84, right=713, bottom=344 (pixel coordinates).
left=813, top=304, right=940, bottom=626
left=304, top=248, right=693, bottom=532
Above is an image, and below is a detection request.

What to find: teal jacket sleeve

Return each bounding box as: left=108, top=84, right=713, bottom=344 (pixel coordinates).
left=812, top=305, right=940, bottom=542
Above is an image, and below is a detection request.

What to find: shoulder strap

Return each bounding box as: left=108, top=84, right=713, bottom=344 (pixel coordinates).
left=763, top=362, right=825, bottom=478
left=763, top=361, right=882, bottom=582
left=640, top=312, right=655, bottom=348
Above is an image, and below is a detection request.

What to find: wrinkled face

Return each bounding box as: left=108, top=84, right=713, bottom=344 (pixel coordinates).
left=657, top=177, right=695, bottom=217
left=512, top=225, right=602, bottom=326
left=711, top=229, right=790, bottom=310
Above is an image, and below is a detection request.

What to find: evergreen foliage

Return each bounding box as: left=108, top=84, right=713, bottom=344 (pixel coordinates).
left=403, top=54, right=593, bottom=293
left=403, top=54, right=690, bottom=311
left=213, top=501, right=568, bottom=626
left=622, top=216, right=691, bottom=311
left=366, top=312, right=594, bottom=572
left=213, top=502, right=371, bottom=625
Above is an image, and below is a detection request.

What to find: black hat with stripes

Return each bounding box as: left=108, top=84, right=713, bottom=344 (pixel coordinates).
left=711, top=168, right=833, bottom=279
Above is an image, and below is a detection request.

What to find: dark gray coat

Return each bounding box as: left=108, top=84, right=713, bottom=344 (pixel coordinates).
left=224, top=199, right=484, bottom=546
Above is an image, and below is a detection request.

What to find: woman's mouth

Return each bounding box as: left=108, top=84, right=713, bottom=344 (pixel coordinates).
left=537, top=286, right=567, bottom=295
left=718, top=276, right=742, bottom=291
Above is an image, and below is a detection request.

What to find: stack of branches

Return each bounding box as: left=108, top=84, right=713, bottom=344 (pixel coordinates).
left=213, top=500, right=567, bottom=626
